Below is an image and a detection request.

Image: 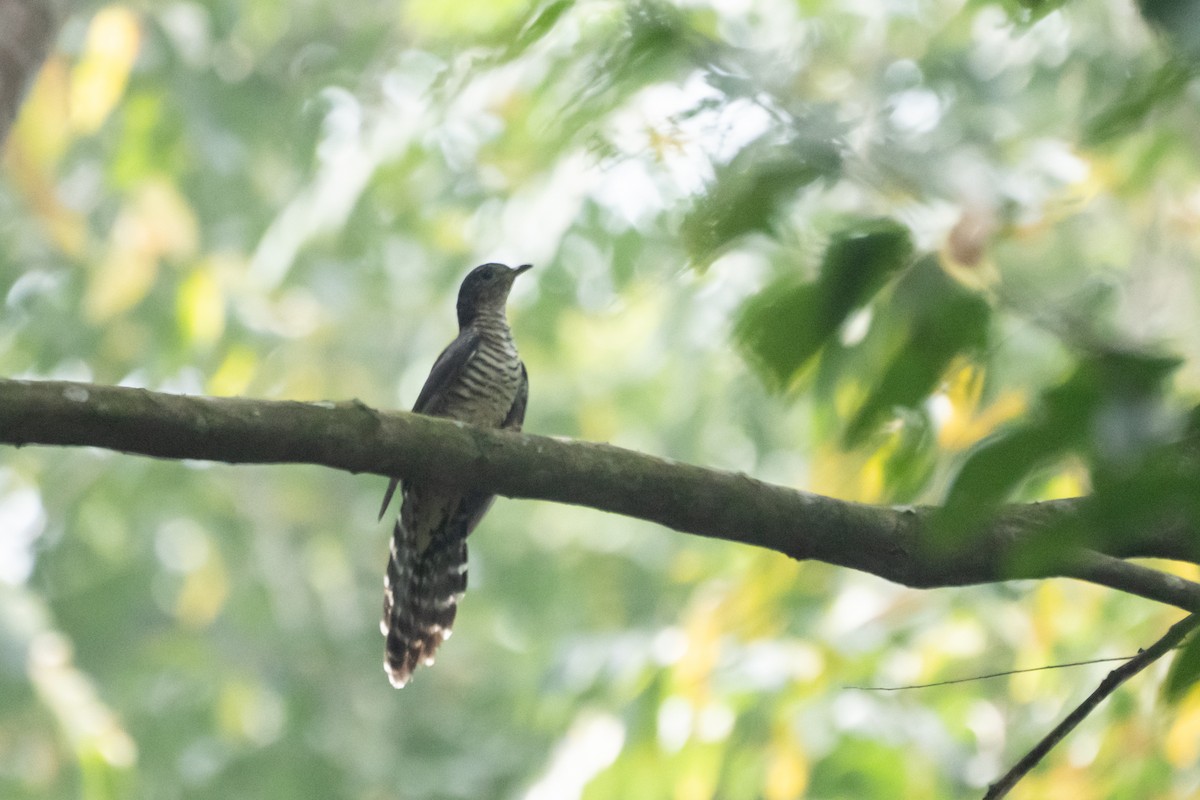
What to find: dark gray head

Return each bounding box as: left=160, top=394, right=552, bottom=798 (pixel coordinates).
left=456, top=263, right=532, bottom=328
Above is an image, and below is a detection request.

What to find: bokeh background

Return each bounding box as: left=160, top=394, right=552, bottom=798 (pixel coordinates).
left=3, top=0, right=1200, bottom=797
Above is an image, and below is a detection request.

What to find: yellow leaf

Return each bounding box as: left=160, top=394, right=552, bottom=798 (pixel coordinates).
left=1166, top=687, right=1200, bottom=766
left=130, top=180, right=199, bottom=258
left=936, top=361, right=1027, bottom=451
left=674, top=590, right=723, bottom=703
left=4, top=58, right=89, bottom=255
left=178, top=268, right=226, bottom=346
left=70, top=7, right=143, bottom=135
left=403, top=0, right=530, bottom=38
left=810, top=446, right=881, bottom=503
left=1011, top=762, right=1094, bottom=800
left=8, top=57, right=71, bottom=169
left=85, top=249, right=158, bottom=322
left=217, top=680, right=285, bottom=745
left=210, top=345, right=259, bottom=397
left=674, top=766, right=716, bottom=800
left=1038, top=459, right=1091, bottom=500
left=87, top=180, right=198, bottom=321
left=176, top=547, right=229, bottom=628
left=578, top=399, right=621, bottom=442
left=764, top=731, right=808, bottom=800
left=718, top=553, right=802, bottom=639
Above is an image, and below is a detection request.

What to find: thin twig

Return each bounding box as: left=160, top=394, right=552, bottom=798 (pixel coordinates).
left=984, top=612, right=1200, bottom=800
left=1065, top=551, right=1200, bottom=613
left=847, top=654, right=1145, bottom=691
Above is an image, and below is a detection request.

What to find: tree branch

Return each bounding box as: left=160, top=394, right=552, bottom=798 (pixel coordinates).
left=984, top=612, right=1200, bottom=799
left=2, top=378, right=1199, bottom=610
left=0, top=0, right=58, bottom=147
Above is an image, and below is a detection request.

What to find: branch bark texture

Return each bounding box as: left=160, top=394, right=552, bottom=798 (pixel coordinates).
left=2, top=378, right=1198, bottom=610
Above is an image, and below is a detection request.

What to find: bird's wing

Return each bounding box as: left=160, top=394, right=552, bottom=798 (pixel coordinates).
left=413, top=330, right=481, bottom=415
left=501, top=362, right=528, bottom=431
left=378, top=330, right=482, bottom=521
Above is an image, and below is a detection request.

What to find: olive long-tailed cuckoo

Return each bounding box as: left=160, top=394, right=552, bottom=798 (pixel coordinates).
left=377, top=263, right=531, bottom=687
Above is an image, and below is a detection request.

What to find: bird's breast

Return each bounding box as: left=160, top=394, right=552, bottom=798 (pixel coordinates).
left=441, top=329, right=523, bottom=427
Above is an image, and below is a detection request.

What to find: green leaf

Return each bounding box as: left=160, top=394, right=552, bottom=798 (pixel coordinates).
left=944, top=428, right=1073, bottom=521
left=507, top=0, right=576, bottom=57
left=880, top=409, right=938, bottom=503
left=1082, top=61, right=1194, bottom=147
left=939, top=362, right=1094, bottom=528
left=1165, top=632, right=1200, bottom=702
left=987, top=0, right=1074, bottom=24
left=735, top=282, right=826, bottom=389
left=683, top=135, right=843, bottom=265
left=734, top=219, right=913, bottom=389
left=940, top=349, right=1183, bottom=540
left=608, top=2, right=712, bottom=91
left=1138, top=0, right=1200, bottom=62
left=843, top=257, right=988, bottom=446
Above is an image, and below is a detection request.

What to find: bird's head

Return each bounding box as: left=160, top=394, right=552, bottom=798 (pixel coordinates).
left=456, top=262, right=532, bottom=327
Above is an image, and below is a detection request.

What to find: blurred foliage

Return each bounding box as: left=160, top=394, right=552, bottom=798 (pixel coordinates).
left=1137, top=0, right=1200, bottom=62
left=734, top=218, right=911, bottom=390
left=943, top=350, right=1182, bottom=537
left=1166, top=631, right=1200, bottom=704
left=3, top=0, right=1200, bottom=799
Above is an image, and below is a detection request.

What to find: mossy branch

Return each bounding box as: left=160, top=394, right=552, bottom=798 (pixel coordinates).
left=2, top=377, right=1198, bottom=612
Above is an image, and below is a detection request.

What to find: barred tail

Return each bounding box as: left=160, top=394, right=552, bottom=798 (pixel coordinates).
left=381, top=516, right=468, bottom=688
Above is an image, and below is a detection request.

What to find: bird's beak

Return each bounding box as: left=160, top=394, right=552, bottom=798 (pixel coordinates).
left=514, top=263, right=533, bottom=276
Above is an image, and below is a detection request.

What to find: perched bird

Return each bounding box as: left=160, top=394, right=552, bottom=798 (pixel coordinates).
left=379, top=262, right=531, bottom=687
